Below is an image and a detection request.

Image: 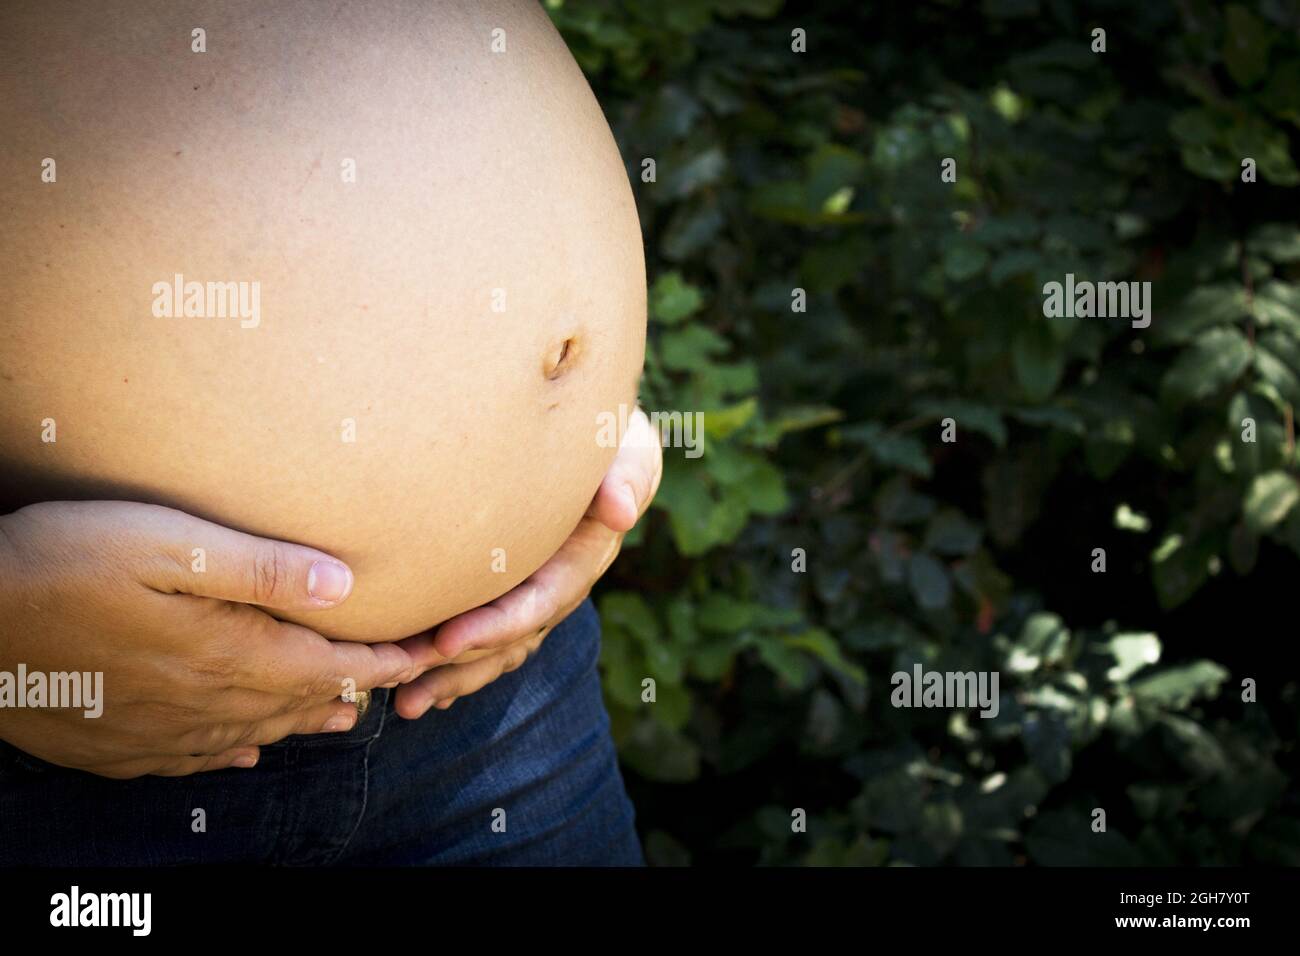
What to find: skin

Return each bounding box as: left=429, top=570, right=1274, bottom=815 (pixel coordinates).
left=0, top=0, right=647, bottom=643
left=0, top=0, right=658, bottom=776
left=0, top=499, right=415, bottom=777
left=393, top=406, right=662, bottom=716
left=0, top=413, right=660, bottom=774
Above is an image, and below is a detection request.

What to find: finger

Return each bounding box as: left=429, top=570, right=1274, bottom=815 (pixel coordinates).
left=408, top=530, right=587, bottom=665
left=180, top=699, right=360, bottom=754
left=419, top=520, right=617, bottom=662
left=586, top=406, right=663, bottom=533
left=248, top=699, right=362, bottom=743
left=93, top=748, right=260, bottom=779
left=398, top=582, right=552, bottom=669
left=233, top=615, right=415, bottom=698
left=149, top=749, right=262, bottom=777
left=394, top=635, right=540, bottom=719
left=130, top=505, right=355, bottom=611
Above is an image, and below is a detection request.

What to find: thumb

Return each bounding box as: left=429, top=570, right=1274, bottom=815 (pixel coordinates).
left=133, top=505, right=354, bottom=611
left=588, top=406, right=663, bottom=533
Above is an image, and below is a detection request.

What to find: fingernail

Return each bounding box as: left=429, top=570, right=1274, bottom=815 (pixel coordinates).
left=308, top=561, right=353, bottom=604
left=232, top=754, right=258, bottom=769
left=324, top=714, right=354, bottom=733
left=620, top=483, right=637, bottom=517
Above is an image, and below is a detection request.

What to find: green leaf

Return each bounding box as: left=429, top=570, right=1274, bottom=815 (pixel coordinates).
left=1010, top=404, right=1087, bottom=435
left=653, top=458, right=735, bottom=556
left=599, top=591, right=658, bottom=644
left=1227, top=121, right=1299, bottom=185
left=1161, top=327, right=1252, bottom=404
left=973, top=211, right=1039, bottom=245
left=756, top=635, right=815, bottom=688
left=1132, top=661, right=1230, bottom=708
left=876, top=477, right=937, bottom=524
left=702, top=398, right=757, bottom=440
left=1114, top=503, right=1152, bottom=533
left=696, top=593, right=759, bottom=633
left=1157, top=713, right=1229, bottom=778
left=806, top=144, right=868, bottom=207
left=1106, top=633, right=1162, bottom=683
left=750, top=405, right=844, bottom=447
left=1157, top=284, right=1249, bottom=346
left=618, top=715, right=701, bottom=783
left=1223, top=5, right=1272, bottom=88
left=1254, top=343, right=1300, bottom=405
left=908, top=552, right=952, bottom=609
left=840, top=423, right=933, bottom=477
left=689, top=637, right=739, bottom=681
left=923, top=509, right=983, bottom=555
left=990, top=83, right=1025, bottom=122
left=1248, top=225, right=1300, bottom=264
left=658, top=324, right=730, bottom=371
left=650, top=680, right=692, bottom=728
left=600, top=626, right=647, bottom=709
left=1254, top=281, right=1300, bottom=337
left=943, top=239, right=990, bottom=281
left=644, top=636, right=685, bottom=686
left=1009, top=612, right=1071, bottom=672
left=703, top=360, right=760, bottom=397
left=914, top=398, right=1007, bottom=446
left=990, top=248, right=1043, bottom=286
left=649, top=271, right=705, bottom=324
left=660, top=202, right=724, bottom=262
left=1169, top=108, right=1220, bottom=147
left=783, top=628, right=866, bottom=685
left=703, top=445, right=788, bottom=514
left=1243, top=470, right=1300, bottom=533
left=1179, top=143, right=1240, bottom=181
left=1261, top=60, right=1300, bottom=126
left=1012, top=320, right=1065, bottom=402
left=736, top=457, right=789, bottom=514
left=1151, top=534, right=1211, bottom=609
left=665, top=598, right=698, bottom=646
left=661, top=147, right=727, bottom=200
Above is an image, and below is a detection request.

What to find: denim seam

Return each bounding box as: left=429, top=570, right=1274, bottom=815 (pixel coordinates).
left=326, top=690, right=388, bottom=864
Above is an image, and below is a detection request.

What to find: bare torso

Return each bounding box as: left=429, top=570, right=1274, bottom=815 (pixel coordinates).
left=0, top=0, right=646, bottom=641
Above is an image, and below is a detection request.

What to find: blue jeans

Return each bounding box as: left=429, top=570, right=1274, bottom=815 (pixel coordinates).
left=0, top=599, right=644, bottom=866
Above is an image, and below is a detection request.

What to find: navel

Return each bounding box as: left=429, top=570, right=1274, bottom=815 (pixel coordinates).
left=543, top=335, right=580, bottom=381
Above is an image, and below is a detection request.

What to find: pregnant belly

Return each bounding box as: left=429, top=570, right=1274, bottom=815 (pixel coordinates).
left=0, top=0, right=646, bottom=642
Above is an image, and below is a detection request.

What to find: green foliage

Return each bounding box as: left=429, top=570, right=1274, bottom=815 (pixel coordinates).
left=548, top=0, right=1300, bottom=865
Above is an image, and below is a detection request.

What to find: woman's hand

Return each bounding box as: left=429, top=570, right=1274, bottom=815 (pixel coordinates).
left=0, top=500, right=415, bottom=778
left=392, top=406, right=663, bottom=718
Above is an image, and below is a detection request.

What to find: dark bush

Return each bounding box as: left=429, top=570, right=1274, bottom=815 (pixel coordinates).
left=548, top=0, right=1300, bottom=865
